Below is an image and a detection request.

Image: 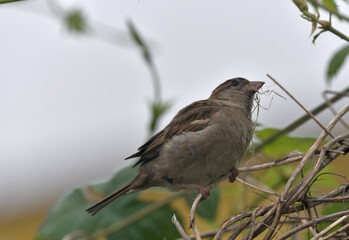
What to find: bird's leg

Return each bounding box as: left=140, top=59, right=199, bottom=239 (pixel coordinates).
left=181, top=183, right=210, bottom=199
left=228, top=166, right=239, bottom=183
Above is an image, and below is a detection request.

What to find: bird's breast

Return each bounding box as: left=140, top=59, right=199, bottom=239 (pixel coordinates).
left=149, top=109, right=253, bottom=188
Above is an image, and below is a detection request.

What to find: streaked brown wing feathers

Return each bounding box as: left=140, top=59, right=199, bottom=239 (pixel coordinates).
left=127, top=100, right=219, bottom=166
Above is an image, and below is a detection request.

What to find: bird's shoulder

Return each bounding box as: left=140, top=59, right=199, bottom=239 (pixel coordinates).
left=126, top=99, right=220, bottom=166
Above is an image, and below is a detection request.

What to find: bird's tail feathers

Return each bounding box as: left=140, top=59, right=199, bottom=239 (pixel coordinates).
left=86, top=182, right=135, bottom=215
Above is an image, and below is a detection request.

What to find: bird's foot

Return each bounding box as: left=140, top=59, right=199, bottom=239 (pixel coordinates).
left=228, top=166, right=239, bottom=183
left=181, top=183, right=210, bottom=200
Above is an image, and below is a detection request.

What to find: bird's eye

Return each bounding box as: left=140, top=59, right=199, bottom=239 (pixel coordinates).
left=231, top=80, right=239, bottom=87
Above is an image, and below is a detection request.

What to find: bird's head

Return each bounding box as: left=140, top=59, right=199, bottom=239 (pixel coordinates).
left=210, top=77, right=264, bottom=113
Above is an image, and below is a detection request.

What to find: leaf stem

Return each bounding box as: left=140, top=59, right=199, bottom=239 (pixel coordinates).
left=302, top=10, right=349, bottom=42
left=311, top=1, right=349, bottom=22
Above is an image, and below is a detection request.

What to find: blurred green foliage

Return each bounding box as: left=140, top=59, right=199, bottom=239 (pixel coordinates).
left=149, top=100, right=172, bottom=133
left=65, top=10, right=87, bottom=33
left=126, top=20, right=171, bottom=134
left=255, top=128, right=317, bottom=159
left=327, top=45, right=349, bottom=82
left=293, top=0, right=349, bottom=84
left=322, top=0, right=338, bottom=13
left=37, top=167, right=182, bottom=240
left=36, top=166, right=225, bottom=239
left=0, top=0, right=26, bottom=4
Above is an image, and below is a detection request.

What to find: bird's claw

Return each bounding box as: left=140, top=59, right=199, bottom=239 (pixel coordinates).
left=228, top=166, right=239, bottom=183
left=181, top=183, right=210, bottom=200
left=198, top=187, right=210, bottom=200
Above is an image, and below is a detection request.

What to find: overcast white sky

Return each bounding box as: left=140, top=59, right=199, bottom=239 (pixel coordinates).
left=0, top=0, right=348, bottom=222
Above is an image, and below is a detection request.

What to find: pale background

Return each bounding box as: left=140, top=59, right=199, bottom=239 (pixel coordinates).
left=0, top=0, right=348, bottom=238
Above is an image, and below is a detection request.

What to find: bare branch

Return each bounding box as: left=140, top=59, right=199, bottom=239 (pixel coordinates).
left=172, top=214, right=191, bottom=240
left=312, top=215, right=349, bottom=240
left=236, top=177, right=279, bottom=198
left=190, top=194, right=203, bottom=240
left=278, top=211, right=349, bottom=240
left=323, top=90, right=349, bottom=130
left=322, top=222, right=349, bottom=240
left=239, top=154, right=304, bottom=173
left=305, top=196, right=349, bottom=203
left=176, top=230, right=218, bottom=240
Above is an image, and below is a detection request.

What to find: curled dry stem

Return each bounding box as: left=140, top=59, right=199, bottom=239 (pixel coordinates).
left=278, top=211, right=349, bottom=240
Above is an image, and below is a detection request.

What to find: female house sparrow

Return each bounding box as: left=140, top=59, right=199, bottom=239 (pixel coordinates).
left=87, top=77, right=264, bottom=215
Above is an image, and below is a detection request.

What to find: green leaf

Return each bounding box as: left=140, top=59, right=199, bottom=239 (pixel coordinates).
left=327, top=45, right=349, bottom=83
left=127, top=20, right=152, bottom=64
left=322, top=0, right=338, bottom=14
left=0, top=0, right=26, bottom=4
left=149, top=100, right=172, bottom=132
left=65, top=10, right=87, bottom=33
left=260, top=164, right=296, bottom=189
left=256, top=128, right=317, bottom=159
left=312, top=30, right=326, bottom=44
left=293, top=0, right=309, bottom=11
left=322, top=202, right=349, bottom=216
left=37, top=166, right=183, bottom=240
left=310, top=21, right=318, bottom=37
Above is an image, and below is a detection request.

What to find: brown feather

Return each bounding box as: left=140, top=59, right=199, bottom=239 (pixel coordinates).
left=126, top=100, right=220, bottom=167
left=86, top=182, right=132, bottom=215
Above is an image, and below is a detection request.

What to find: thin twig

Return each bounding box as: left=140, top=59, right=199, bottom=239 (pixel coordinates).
left=305, top=196, right=349, bottom=203
left=255, top=86, right=349, bottom=150
left=248, top=209, right=258, bottom=240
left=289, top=131, right=349, bottom=205
left=312, top=215, right=349, bottom=240
left=322, top=222, right=349, bottom=240
left=190, top=193, right=203, bottom=240
left=283, top=104, right=349, bottom=203
left=176, top=230, right=218, bottom=240
left=172, top=214, right=191, bottom=240
left=278, top=210, right=349, bottom=240
left=267, top=74, right=335, bottom=138
left=219, top=181, right=349, bottom=239
left=239, top=155, right=304, bottom=173
left=322, top=90, right=349, bottom=129
left=263, top=200, right=283, bottom=240
left=301, top=219, right=318, bottom=238
left=236, top=177, right=279, bottom=198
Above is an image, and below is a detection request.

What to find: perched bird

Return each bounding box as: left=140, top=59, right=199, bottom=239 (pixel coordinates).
left=86, top=77, right=264, bottom=215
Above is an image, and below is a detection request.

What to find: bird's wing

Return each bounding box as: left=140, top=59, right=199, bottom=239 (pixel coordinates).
left=126, top=100, right=220, bottom=166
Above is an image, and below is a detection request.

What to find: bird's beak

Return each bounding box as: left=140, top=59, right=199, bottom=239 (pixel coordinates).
left=245, top=81, right=265, bottom=93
